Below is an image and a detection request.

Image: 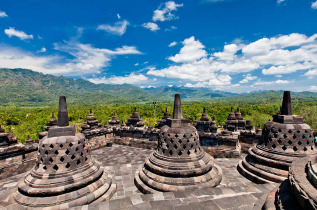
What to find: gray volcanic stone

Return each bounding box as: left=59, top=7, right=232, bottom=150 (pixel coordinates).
left=134, top=93, right=222, bottom=194
left=238, top=91, right=317, bottom=184
left=13, top=96, right=116, bottom=209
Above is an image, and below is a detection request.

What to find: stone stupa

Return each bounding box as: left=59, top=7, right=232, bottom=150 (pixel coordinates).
left=134, top=93, right=222, bottom=193
left=238, top=91, right=316, bottom=183
left=14, top=96, right=116, bottom=209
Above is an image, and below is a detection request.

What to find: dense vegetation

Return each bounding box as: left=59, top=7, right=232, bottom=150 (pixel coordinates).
left=1, top=101, right=316, bottom=143
left=0, top=68, right=317, bottom=143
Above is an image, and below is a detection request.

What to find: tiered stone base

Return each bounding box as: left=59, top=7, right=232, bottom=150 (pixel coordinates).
left=14, top=165, right=116, bottom=209
left=263, top=156, right=317, bottom=210
left=237, top=145, right=307, bottom=184
left=135, top=151, right=222, bottom=194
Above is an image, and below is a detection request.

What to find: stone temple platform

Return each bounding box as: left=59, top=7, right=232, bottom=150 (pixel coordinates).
left=1, top=145, right=277, bottom=210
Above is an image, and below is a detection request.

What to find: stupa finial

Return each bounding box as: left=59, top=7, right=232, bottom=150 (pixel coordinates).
left=57, top=96, right=69, bottom=127
left=281, top=91, right=292, bottom=115
left=173, top=93, right=183, bottom=119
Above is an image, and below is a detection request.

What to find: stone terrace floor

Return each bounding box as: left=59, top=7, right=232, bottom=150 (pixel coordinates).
left=0, top=145, right=277, bottom=210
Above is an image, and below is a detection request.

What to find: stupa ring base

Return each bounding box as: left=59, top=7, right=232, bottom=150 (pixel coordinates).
left=134, top=163, right=222, bottom=194
left=14, top=169, right=116, bottom=209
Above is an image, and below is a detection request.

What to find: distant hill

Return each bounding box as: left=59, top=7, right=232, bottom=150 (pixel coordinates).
left=1, top=68, right=317, bottom=106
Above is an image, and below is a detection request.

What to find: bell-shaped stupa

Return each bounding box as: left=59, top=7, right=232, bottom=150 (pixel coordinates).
left=14, top=96, right=116, bottom=209
left=238, top=91, right=316, bottom=183
left=134, top=93, right=222, bottom=193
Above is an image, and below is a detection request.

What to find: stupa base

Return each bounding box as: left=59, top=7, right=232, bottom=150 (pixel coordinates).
left=14, top=170, right=116, bottom=209
left=134, top=164, right=222, bottom=194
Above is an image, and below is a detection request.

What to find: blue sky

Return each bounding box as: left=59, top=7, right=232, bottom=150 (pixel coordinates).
left=0, top=0, right=317, bottom=93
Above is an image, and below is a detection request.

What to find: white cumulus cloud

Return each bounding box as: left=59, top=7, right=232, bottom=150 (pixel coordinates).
left=0, top=11, right=8, bottom=17
left=4, top=27, right=33, bottom=40
left=239, top=74, right=258, bottom=84
left=142, top=22, right=160, bottom=31
left=168, top=41, right=177, bottom=47
left=0, top=41, right=142, bottom=76
left=97, top=20, right=129, bottom=36
left=88, top=72, right=148, bottom=85
left=153, top=1, right=183, bottom=22
left=312, top=1, right=317, bottom=9
left=168, top=36, right=207, bottom=63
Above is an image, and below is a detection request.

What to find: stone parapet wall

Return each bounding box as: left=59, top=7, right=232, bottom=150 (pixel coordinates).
left=0, top=149, right=37, bottom=180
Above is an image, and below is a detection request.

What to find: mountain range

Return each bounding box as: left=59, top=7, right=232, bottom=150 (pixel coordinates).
left=1, top=68, right=317, bottom=106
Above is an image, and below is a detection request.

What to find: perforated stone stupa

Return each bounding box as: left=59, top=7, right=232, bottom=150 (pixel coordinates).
left=14, top=96, right=116, bottom=209
left=238, top=91, right=316, bottom=184
left=134, top=93, right=222, bottom=194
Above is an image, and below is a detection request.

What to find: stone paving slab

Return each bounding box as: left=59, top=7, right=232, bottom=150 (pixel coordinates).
left=0, top=145, right=277, bottom=209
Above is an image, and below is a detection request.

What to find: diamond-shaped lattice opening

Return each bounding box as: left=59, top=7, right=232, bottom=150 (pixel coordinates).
left=309, top=135, right=312, bottom=138
left=283, top=134, right=287, bottom=139
left=53, top=165, right=59, bottom=171
left=49, top=144, right=54, bottom=149
left=178, top=139, right=182, bottom=144
left=278, top=129, right=282, bottom=132
left=65, top=149, right=70, bottom=155
left=60, top=157, right=65, bottom=162
left=191, top=144, right=194, bottom=148
left=307, top=140, right=310, bottom=145
left=42, top=144, right=45, bottom=148
left=170, top=139, right=174, bottom=144
left=169, top=150, right=173, bottom=155
left=190, top=133, right=193, bottom=137
left=162, top=149, right=166, bottom=154
left=175, top=134, right=178, bottom=138
left=59, top=144, right=63, bottom=148
left=293, top=146, right=298, bottom=152
left=71, top=154, right=76, bottom=160
left=298, top=141, right=302, bottom=145
left=297, top=130, right=301, bottom=133
left=40, top=157, right=43, bottom=162
left=183, top=145, right=186, bottom=149
left=302, top=135, right=306, bottom=139
left=193, top=137, right=197, bottom=142
left=288, top=130, right=292, bottom=134
left=288, top=140, right=293, bottom=145
left=277, top=139, right=282, bottom=144
left=45, top=150, right=48, bottom=155
left=49, top=157, right=54, bottom=163
left=293, top=134, right=297, bottom=139
left=272, top=144, right=276, bottom=149
left=305, top=130, right=308, bottom=133
left=43, top=165, right=47, bottom=170
left=166, top=144, right=169, bottom=148
left=187, top=150, right=191, bottom=155
left=274, top=133, right=278, bottom=138
left=78, top=140, right=81, bottom=144
left=66, top=163, right=71, bottom=168
left=304, top=147, right=307, bottom=151
left=75, top=147, right=79, bottom=152
left=76, top=159, right=81, bottom=165
left=187, top=139, right=190, bottom=143
left=178, top=151, right=182, bottom=156
left=282, top=145, right=287, bottom=151
left=69, top=142, right=73, bottom=147
left=82, top=145, right=85, bottom=148
left=85, top=157, right=88, bottom=161
left=174, top=144, right=178, bottom=149
left=54, top=150, right=59, bottom=155
left=80, top=152, right=84, bottom=157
